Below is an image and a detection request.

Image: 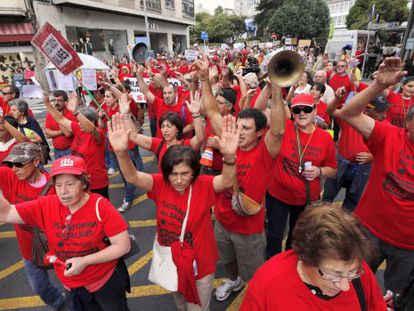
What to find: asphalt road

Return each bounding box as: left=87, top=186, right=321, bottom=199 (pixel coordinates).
left=0, top=98, right=384, bottom=311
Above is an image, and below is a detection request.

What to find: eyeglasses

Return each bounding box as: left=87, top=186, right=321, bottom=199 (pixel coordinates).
left=337, top=65, right=346, bottom=68
left=292, top=106, right=314, bottom=114
left=5, top=161, right=31, bottom=168
left=61, top=215, right=72, bottom=240
left=318, top=267, right=364, bottom=282
left=2, top=91, right=12, bottom=95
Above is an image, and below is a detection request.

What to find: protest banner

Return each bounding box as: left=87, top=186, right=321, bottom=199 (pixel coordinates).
left=124, top=77, right=146, bottom=103
left=32, top=22, right=83, bottom=75
left=184, top=50, right=198, bottom=62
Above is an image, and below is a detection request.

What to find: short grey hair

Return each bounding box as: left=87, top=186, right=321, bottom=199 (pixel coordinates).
left=9, top=99, right=29, bottom=117
left=79, top=106, right=98, bottom=125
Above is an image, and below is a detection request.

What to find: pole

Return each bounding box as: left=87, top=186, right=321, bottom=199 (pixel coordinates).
left=361, top=30, right=370, bottom=78
left=203, top=39, right=206, bottom=51
left=143, top=0, right=151, bottom=50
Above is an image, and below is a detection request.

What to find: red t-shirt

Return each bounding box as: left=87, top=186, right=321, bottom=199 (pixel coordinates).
left=386, top=91, right=414, bottom=128
left=328, top=74, right=354, bottom=106
left=16, top=193, right=128, bottom=288
left=178, top=64, right=190, bottom=75
left=150, top=137, right=192, bottom=169
left=215, top=137, right=273, bottom=235
left=240, top=251, right=386, bottom=311
left=45, top=110, right=77, bottom=150
left=337, top=119, right=370, bottom=162
left=269, top=121, right=337, bottom=205
left=147, top=174, right=218, bottom=279
left=70, top=122, right=108, bottom=190
left=0, top=97, right=10, bottom=116
left=152, top=96, right=193, bottom=139
left=232, top=85, right=261, bottom=115
left=0, top=139, right=16, bottom=165
left=148, top=84, right=163, bottom=118
left=0, top=167, right=52, bottom=260
left=205, top=120, right=223, bottom=172
left=315, top=100, right=330, bottom=125
left=355, top=121, right=414, bottom=249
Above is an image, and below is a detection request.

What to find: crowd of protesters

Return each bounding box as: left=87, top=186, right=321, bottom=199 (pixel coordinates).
left=0, top=42, right=413, bottom=311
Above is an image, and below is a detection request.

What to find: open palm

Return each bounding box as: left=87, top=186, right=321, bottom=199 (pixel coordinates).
left=107, top=113, right=130, bottom=153
left=216, top=115, right=240, bottom=156
left=375, top=57, right=406, bottom=88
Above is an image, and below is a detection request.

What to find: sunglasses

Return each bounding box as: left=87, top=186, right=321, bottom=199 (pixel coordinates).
left=5, top=161, right=31, bottom=168
left=337, top=65, right=346, bottom=68
left=292, top=106, right=314, bottom=114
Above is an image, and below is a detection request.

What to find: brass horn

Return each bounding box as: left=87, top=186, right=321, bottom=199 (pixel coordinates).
left=267, top=50, right=305, bottom=87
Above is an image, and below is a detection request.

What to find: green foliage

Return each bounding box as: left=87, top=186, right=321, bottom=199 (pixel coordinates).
left=190, top=6, right=247, bottom=43
left=346, top=0, right=409, bottom=30
left=264, top=0, right=329, bottom=39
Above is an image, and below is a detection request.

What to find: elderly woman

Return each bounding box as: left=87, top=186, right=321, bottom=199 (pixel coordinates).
left=108, top=113, right=239, bottom=310
left=43, top=94, right=109, bottom=198
left=241, top=206, right=386, bottom=310
left=0, top=155, right=131, bottom=311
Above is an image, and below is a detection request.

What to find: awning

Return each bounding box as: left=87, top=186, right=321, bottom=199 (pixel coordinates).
left=0, top=22, right=34, bottom=43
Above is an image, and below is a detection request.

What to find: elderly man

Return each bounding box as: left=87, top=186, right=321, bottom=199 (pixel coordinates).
left=0, top=84, right=20, bottom=116
left=313, top=70, right=335, bottom=104
left=337, top=57, right=414, bottom=294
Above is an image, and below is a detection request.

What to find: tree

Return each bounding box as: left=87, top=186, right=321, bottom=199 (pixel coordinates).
left=255, top=0, right=284, bottom=36
left=346, top=0, right=409, bottom=30
left=190, top=7, right=247, bottom=44
left=265, top=0, right=330, bottom=40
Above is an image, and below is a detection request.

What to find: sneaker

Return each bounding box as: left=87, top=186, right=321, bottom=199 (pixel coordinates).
left=107, top=168, right=116, bottom=175
left=215, top=276, right=244, bottom=301
left=117, top=200, right=132, bottom=213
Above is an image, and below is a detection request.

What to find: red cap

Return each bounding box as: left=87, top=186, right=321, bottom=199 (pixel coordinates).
left=291, top=94, right=315, bottom=107
left=212, top=55, right=220, bottom=61
left=50, top=156, right=87, bottom=177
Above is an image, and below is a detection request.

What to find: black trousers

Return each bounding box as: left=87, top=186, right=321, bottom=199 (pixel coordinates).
left=65, top=260, right=130, bottom=311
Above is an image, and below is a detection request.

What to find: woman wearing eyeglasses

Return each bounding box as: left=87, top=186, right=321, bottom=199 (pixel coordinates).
left=0, top=155, right=131, bottom=311
left=241, top=206, right=386, bottom=310
left=263, top=93, right=337, bottom=259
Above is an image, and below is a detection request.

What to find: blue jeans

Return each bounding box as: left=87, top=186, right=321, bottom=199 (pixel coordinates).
left=54, top=147, right=72, bottom=160
left=111, top=146, right=144, bottom=203
left=265, top=192, right=306, bottom=259
left=23, top=259, right=64, bottom=310
left=105, top=136, right=116, bottom=170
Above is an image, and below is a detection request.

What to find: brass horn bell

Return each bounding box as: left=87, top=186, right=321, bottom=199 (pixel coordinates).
left=267, top=50, right=305, bottom=87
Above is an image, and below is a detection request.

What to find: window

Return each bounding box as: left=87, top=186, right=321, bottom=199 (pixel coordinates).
left=165, top=0, right=174, bottom=9
left=140, top=0, right=161, bottom=12
left=182, top=0, right=194, bottom=18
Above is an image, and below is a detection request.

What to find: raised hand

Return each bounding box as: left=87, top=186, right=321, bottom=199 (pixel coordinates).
left=335, top=86, right=346, bottom=99
left=185, top=91, right=201, bottom=115
left=214, top=115, right=240, bottom=156
left=192, top=52, right=209, bottom=80
left=66, top=92, right=78, bottom=112
left=43, top=91, right=51, bottom=106
left=375, top=57, right=407, bottom=88
left=119, top=93, right=131, bottom=115
left=107, top=113, right=130, bottom=153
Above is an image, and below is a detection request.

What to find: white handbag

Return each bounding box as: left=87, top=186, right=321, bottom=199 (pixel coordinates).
left=148, top=185, right=192, bottom=291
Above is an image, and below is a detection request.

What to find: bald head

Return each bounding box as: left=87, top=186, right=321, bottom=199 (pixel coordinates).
left=314, top=70, right=327, bottom=84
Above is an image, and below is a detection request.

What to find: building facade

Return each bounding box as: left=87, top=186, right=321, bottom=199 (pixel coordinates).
left=233, top=0, right=259, bottom=18
left=326, top=0, right=355, bottom=30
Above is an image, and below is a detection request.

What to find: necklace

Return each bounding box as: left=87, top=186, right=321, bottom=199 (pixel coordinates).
left=298, top=126, right=316, bottom=174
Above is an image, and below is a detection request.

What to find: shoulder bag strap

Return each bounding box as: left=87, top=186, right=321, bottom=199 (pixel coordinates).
left=294, top=123, right=311, bottom=205
left=352, top=278, right=367, bottom=311
left=95, top=197, right=103, bottom=222
left=179, top=185, right=192, bottom=245
left=39, top=179, right=53, bottom=197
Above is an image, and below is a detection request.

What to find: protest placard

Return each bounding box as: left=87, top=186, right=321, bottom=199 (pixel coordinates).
left=32, top=22, right=83, bottom=75
left=184, top=50, right=198, bottom=62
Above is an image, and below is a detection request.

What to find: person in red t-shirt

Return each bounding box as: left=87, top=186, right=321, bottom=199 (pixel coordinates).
left=264, top=93, right=337, bottom=259
left=193, top=55, right=286, bottom=302
left=381, top=76, right=414, bottom=127
left=323, top=89, right=392, bottom=212
left=136, top=66, right=194, bottom=139
left=44, top=94, right=109, bottom=199
left=0, top=116, right=18, bottom=165
left=148, top=73, right=168, bottom=137
left=0, top=142, right=65, bottom=310
left=241, top=206, right=386, bottom=311
left=337, top=57, right=414, bottom=293
left=109, top=114, right=239, bottom=310
left=0, top=155, right=131, bottom=310
left=0, top=84, right=34, bottom=117
left=45, top=90, right=77, bottom=160
left=118, top=91, right=204, bottom=172
left=310, top=83, right=330, bottom=129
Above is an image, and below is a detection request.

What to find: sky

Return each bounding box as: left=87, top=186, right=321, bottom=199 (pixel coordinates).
left=195, top=0, right=234, bottom=14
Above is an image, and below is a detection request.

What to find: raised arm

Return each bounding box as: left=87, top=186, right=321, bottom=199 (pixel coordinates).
left=0, top=191, right=23, bottom=224
left=136, top=66, right=155, bottom=104
left=118, top=93, right=152, bottom=150
left=185, top=91, right=205, bottom=150
left=43, top=92, right=73, bottom=134
left=264, top=85, right=286, bottom=159
left=1, top=117, right=29, bottom=142
left=108, top=113, right=154, bottom=191
left=212, top=115, right=239, bottom=192
left=193, top=54, right=223, bottom=136
left=326, top=86, right=346, bottom=117
left=338, top=57, right=406, bottom=140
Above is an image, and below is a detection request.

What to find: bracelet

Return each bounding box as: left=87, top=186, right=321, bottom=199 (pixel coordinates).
left=318, top=167, right=323, bottom=178
left=192, top=114, right=201, bottom=118
left=222, top=156, right=236, bottom=166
